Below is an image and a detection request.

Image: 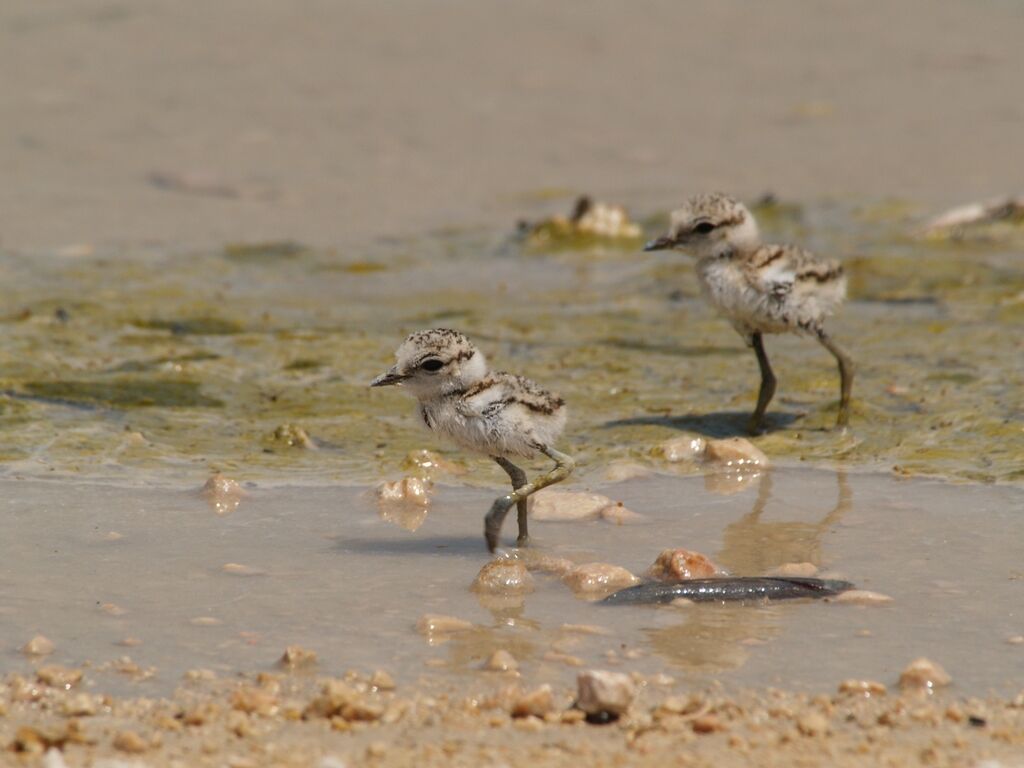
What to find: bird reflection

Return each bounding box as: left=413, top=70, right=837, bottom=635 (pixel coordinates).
left=644, top=470, right=851, bottom=671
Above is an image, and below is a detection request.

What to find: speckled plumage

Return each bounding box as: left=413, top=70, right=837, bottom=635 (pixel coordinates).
left=646, top=193, right=855, bottom=431
left=371, top=328, right=574, bottom=551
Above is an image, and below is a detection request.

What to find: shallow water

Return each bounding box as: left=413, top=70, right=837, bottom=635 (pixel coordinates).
left=3, top=468, right=1021, bottom=697
left=1, top=199, right=1022, bottom=486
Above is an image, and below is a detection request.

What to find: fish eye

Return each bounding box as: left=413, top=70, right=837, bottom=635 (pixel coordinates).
left=420, top=358, right=445, bottom=372
left=693, top=221, right=716, bottom=234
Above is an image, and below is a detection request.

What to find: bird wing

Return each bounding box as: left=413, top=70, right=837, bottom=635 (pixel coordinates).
left=745, top=245, right=844, bottom=299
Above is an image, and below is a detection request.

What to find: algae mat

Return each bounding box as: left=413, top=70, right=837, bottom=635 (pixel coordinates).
left=0, top=198, right=1021, bottom=485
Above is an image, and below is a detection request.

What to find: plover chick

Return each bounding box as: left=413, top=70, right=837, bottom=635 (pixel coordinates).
left=370, top=329, right=574, bottom=552
left=645, top=193, right=854, bottom=432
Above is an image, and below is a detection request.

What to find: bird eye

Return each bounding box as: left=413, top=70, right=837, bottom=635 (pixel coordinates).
left=420, top=358, right=445, bottom=372
left=693, top=221, right=716, bottom=234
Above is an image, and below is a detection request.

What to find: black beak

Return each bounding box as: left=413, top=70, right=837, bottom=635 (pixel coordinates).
left=644, top=235, right=676, bottom=252
left=370, top=368, right=407, bottom=387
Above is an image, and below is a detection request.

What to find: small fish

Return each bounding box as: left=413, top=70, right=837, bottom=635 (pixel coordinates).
left=600, top=576, right=854, bottom=605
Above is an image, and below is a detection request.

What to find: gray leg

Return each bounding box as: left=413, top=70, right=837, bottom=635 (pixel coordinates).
left=748, top=332, right=777, bottom=435
left=493, top=457, right=530, bottom=547
left=485, top=447, right=575, bottom=553
left=816, top=331, right=855, bottom=428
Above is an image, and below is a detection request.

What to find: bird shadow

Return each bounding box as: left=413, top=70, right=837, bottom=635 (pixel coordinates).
left=331, top=534, right=485, bottom=557
left=602, top=410, right=801, bottom=438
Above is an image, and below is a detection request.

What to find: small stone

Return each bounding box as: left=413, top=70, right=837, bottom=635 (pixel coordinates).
left=899, top=658, right=952, bottom=691
left=692, top=714, right=727, bottom=733
left=222, top=563, right=266, bottom=576
left=576, top=670, right=636, bottom=716
left=189, top=616, right=222, bottom=626
left=647, top=549, right=723, bottom=581
left=797, top=712, right=829, bottom=736
left=599, top=502, right=645, bottom=525
left=279, top=645, right=318, bottom=669
left=560, top=623, right=612, bottom=636
left=657, top=436, right=707, bottom=463
left=768, top=562, right=819, bottom=578
left=375, top=476, right=432, bottom=531
left=113, top=730, right=148, bottom=753
left=366, top=741, right=388, bottom=758
left=99, top=602, right=127, bottom=616
left=563, top=563, right=640, bottom=597
left=61, top=693, right=99, bottom=716
left=1006, top=635, right=1024, bottom=645
left=370, top=670, right=396, bottom=690
left=37, top=665, right=83, bottom=689
left=202, top=473, right=245, bottom=515
left=482, top=650, right=519, bottom=673
left=832, top=590, right=894, bottom=605
left=273, top=423, right=317, bottom=449
left=703, top=437, right=768, bottom=468
left=22, top=635, right=55, bottom=656
left=400, top=449, right=462, bottom=478
left=602, top=461, right=653, bottom=483
left=472, top=559, right=535, bottom=595
left=231, top=686, right=279, bottom=716
left=530, top=489, right=617, bottom=521
left=510, top=685, right=555, bottom=718
left=838, top=679, right=887, bottom=697
left=415, top=614, right=473, bottom=636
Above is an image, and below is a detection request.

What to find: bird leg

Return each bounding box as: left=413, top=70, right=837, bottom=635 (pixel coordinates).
left=816, top=331, right=855, bottom=428
left=748, top=332, right=777, bottom=434
left=493, top=457, right=530, bottom=547
left=485, top=447, right=575, bottom=553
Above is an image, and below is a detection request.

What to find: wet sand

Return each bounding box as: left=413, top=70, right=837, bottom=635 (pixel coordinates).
left=3, top=1, right=1024, bottom=250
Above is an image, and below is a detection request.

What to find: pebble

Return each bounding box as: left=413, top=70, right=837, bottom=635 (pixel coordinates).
left=472, top=559, right=535, bottom=595
left=113, top=730, right=149, bottom=753
left=1005, top=635, right=1024, bottom=645
left=375, top=476, right=432, bottom=531
left=482, top=650, right=519, bottom=673
left=510, top=685, right=555, bottom=718
left=273, top=423, right=317, bottom=449
left=838, top=679, right=887, bottom=697
left=899, top=658, right=952, bottom=691
left=576, top=670, right=636, bottom=716
left=692, top=714, right=727, bottom=733
left=370, top=670, right=396, bottom=690
left=279, top=645, right=318, bottom=669
left=222, top=563, right=266, bottom=576
left=415, top=614, right=473, bottom=636
left=832, top=589, right=894, bottom=605
left=602, top=461, right=653, bottom=483
left=562, top=563, right=640, bottom=596
left=560, top=623, right=612, bottom=636
left=768, top=562, right=819, bottom=578
left=99, top=602, right=127, bottom=616
left=647, top=549, right=723, bottom=581
left=400, top=449, right=462, bottom=478
left=22, top=635, right=55, bottom=657
left=599, top=502, right=646, bottom=525
left=530, top=489, right=616, bottom=521
left=190, top=616, right=222, bottom=626
left=657, top=435, right=707, bottom=463
left=702, top=437, right=769, bottom=469
left=797, top=711, right=829, bottom=736
left=37, top=665, right=83, bottom=689
left=202, top=473, right=245, bottom=515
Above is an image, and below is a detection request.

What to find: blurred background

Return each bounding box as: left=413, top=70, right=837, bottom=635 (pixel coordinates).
left=2, top=0, right=1023, bottom=250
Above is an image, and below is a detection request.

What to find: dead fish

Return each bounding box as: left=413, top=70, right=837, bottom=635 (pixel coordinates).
left=599, top=576, right=854, bottom=605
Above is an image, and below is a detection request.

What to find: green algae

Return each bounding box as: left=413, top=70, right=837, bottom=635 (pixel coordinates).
left=0, top=199, right=1022, bottom=485
left=23, top=380, right=224, bottom=408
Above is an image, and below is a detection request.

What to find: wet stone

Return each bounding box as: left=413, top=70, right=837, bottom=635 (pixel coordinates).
left=202, top=474, right=245, bottom=515
left=472, top=559, right=535, bottom=595
left=899, top=658, right=952, bottom=691
left=22, top=635, right=55, bottom=657
left=832, top=589, right=894, bottom=605
left=530, top=489, right=616, bottom=521
left=510, top=685, right=555, bottom=718
left=703, top=438, right=769, bottom=469
left=415, top=614, right=473, bottom=636
left=279, top=645, right=318, bottom=669
left=563, top=563, right=640, bottom=597
left=647, top=548, right=724, bottom=581
left=838, top=679, right=888, bottom=697
left=482, top=650, right=519, bottom=673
